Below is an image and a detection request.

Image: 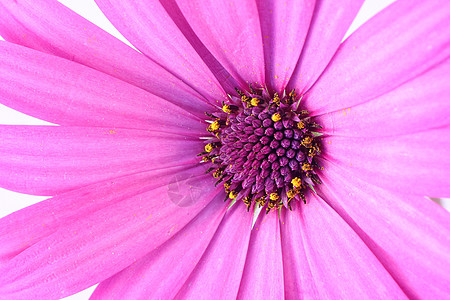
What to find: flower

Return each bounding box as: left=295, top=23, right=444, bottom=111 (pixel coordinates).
left=0, top=0, right=449, bottom=299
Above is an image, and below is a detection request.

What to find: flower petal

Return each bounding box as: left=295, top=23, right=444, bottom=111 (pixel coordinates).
left=0, top=0, right=216, bottom=111
left=176, top=0, right=265, bottom=87
left=0, top=42, right=207, bottom=128
left=281, top=197, right=407, bottom=299
left=256, top=0, right=315, bottom=92
left=288, top=0, right=364, bottom=92
left=0, top=165, right=219, bottom=299
left=237, top=212, right=284, bottom=299
left=175, top=203, right=253, bottom=299
left=0, top=125, right=203, bottom=196
left=317, top=58, right=450, bottom=137
left=95, top=0, right=235, bottom=99
left=318, top=162, right=450, bottom=299
left=91, top=195, right=227, bottom=299
left=304, top=0, right=450, bottom=115
left=280, top=208, right=318, bottom=299
left=322, top=126, right=450, bottom=197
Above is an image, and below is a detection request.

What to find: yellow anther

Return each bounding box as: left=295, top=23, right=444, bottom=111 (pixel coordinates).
left=205, top=143, right=214, bottom=153
left=268, top=201, right=276, bottom=209
left=297, top=121, right=305, bottom=129
left=269, top=192, right=279, bottom=201
left=291, top=177, right=302, bottom=188
left=250, top=97, right=260, bottom=106
left=243, top=197, right=250, bottom=205
left=213, top=169, right=222, bottom=178
left=202, top=156, right=209, bottom=162
left=271, top=113, right=281, bottom=122
left=208, top=120, right=220, bottom=132
left=229, top=190, right=237, bottom=199
left=302, top=136, right=313, bottom=147
left=273, top=93, right=280, bottom=105
left=302, top=163, right=312, bottom=172
left=222, top=105, right=232, bottom=113
left=287, top=189, right=298, bottom=199
left=241, top=95, right=250, bottom=102
left=224, top=182, right=231, bottom=190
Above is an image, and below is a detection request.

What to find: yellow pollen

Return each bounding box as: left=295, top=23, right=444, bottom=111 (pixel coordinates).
left=291, top=177, right=302, bottom=188
left=229, top=190, right=237, bottom=199
left=222, top=105, right=232, bottom=113
left=302, top=163, right=312, bottom=172
left=208, top=121, right=220, bottom=132
left=271, top=113, right=281, bottom=122
left=297, top=121, right=305, bottom=129
left=213, top=169, right=222, bottom=178
left=205, top=143, right=214, bottom=153
left=302, top=136, right=313, bottom=147
left=250, top=98, right=260, bottom=106
left=273, top=93, right=281, bottom=105
left=287, top=189, right=298, bottom=199
left=269, top=192, right=279, bottom=201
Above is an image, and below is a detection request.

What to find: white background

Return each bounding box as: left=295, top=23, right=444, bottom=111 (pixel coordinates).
left=1, top=0, right=448, bottom=299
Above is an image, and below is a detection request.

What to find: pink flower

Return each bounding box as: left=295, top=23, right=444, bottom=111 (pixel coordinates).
left=0, top=0, right=449, bottom=299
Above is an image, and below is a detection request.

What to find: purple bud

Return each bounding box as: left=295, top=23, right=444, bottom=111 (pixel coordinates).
left=275, top=176, right=284, bottom=188
left=296, top=151, right=305, bottom=161
left=244, top=143, right=253, bottom=151
left=293, top=129, right=302, bottom=139
left=252, top=142, right=263, bottom=152
left=268, top=106, right=277, bottom=114
left=244, top=115, right=256, bottom=124
left=262, top=118, right=273, bottom=127
left=276, top=147, right=286, bottom=157
left=255, top=151, right=266, bottom=160
left=271, top=160, right=280, bottom=170
left=251, top=159, right=261, bottom=169
left=265, top=127, right=275, bottom=136
left=260, top=160, right=271, bottom=169
left=261, top=145, right=271, bottom=155
left=280, top=166, right=290, bottom=176
left=243, top=159, right=252, bottom=168
left=286, top=149, right=296, bottom=159
left=244, top=126, right=254, bottom=134
left=279, top=156, right=289, bottom=166
left=236, top=114, right=246, bottom=122
left=234, top=141, right=243, bottom=148
left=268, top=153, right=277, bottom=163
left=284, top=172, right=293, bottom=182
left=248, top=135, right=259, bottom=143
left=270, top=170, right=281, bottom=180
left=237, top=123, right=246, bottom=131
left=291, top=140, right=301, bottom=149
left=247, top=151, right=256, bottom=160
left=254, top=127, right=265, bottom=136
left=274, top=131, right=284, bottom=141
left=258, top=112, right=270, bottom=120
left=284, top=129, right=293, bottom=138
left=274, top=121, right=283, bottom=131
left=270, top=140, right=280, bottom=149
left=260, top=136, right=271, bottom=145
left=242, top=176, right=256, bottom=189
left=281, top=139, right=291, bottom=148
left=252, top=119, right=262, bottom=128
left=260, top=168, right=271, bottom=178
left=224, top=127, right=233, bottom=134
left=265, top=177, right=275, bottom=193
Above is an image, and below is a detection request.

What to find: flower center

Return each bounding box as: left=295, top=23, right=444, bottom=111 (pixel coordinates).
left=199, top=85, right=322, bottom=213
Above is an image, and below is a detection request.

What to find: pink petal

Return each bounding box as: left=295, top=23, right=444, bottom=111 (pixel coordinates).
left=256, top=0, right=315, bottom=92
left=91, top=196, right=227, bottom=299
left=282, top=197, right=407, bottom=299
left=237, top=212, right=284, bottom=299
left=0, top=125, right=203, bottom=195
left=0, top=0, right=218, bottom=111
left=0, top=166, right=220, bottom=299
left=0, top=42, right=207, bottom=128
left=322, top=126, right=450, bottom=197
left=317, top=58, right=450, bottom=137
left=288, top=0, right=364, bottom=93
left=174, top=203, right=253, bottom=299
left=318, top=162, right=450, bottom=298
left=95, top=0, right=235, bottom=100
left=280, top=208, right=319, bottom=299
left=176, top=0, right=264, bottom=87
left=304, top=0, right=450, bottom=115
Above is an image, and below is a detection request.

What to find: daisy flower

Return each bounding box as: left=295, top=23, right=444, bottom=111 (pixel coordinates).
left=0, top=0, right=449, bottom=299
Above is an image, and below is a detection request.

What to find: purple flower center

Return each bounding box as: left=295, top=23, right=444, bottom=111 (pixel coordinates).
left=200, top=86, right=322, bottom=213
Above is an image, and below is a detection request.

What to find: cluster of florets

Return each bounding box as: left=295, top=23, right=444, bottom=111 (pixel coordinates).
left=199, top=85, right=322, bottom=213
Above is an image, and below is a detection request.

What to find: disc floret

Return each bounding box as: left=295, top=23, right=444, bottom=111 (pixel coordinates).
left=200, top=85, right=322, bottom=213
